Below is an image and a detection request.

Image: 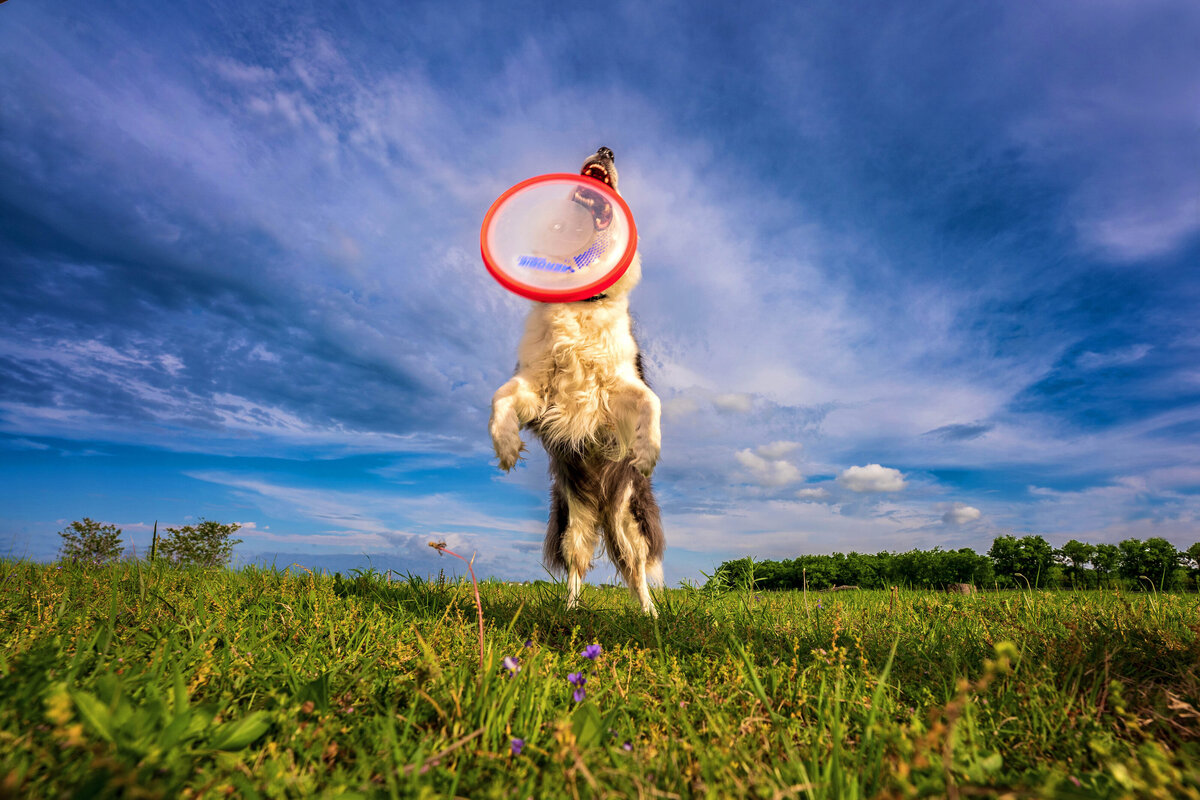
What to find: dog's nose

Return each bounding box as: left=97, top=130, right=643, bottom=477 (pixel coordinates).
left=597, top=146, right=615, bottom=161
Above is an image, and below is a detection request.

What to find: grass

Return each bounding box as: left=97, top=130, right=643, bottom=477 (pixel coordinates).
left=1, top=559, right=1199, bottom=798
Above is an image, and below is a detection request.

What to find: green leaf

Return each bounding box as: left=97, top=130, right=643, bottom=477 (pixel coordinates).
left=208, top=711, right=271, bottom=751
left=158, top=711, right=194, bottom=750
left=173, top=664, right=188, bottom=718
left=71, top=691, right=116, bottom=743
left=298, top=671, right=331, bottom=711
left=571, top=702, right=604, bottom=748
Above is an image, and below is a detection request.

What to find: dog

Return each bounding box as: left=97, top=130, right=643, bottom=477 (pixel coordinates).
left=489, top=146, right=665, bottom=616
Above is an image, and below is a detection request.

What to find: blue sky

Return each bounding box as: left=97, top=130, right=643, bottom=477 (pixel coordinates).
left=2, top=0, right=1198, bottom=583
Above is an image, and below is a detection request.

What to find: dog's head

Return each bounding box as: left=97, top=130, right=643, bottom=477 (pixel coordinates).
left=574, top=146, right=641, bottom=301
left=580, top=146, right=619, bottom=192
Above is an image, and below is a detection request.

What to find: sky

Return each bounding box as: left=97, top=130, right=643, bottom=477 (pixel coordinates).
left=2, top=0, right=1199, bottom=584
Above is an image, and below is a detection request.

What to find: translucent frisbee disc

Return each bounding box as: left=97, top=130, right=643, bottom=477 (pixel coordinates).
left=481, top=173, right=637, bottom=303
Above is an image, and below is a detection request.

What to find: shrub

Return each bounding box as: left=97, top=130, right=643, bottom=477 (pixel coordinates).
left=159, top=519, right=242, bottom=567
left=57, top=518, right=124, bottom=564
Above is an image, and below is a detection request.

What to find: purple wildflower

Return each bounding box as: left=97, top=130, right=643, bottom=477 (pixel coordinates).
left=523, top=638, right=534, bottom=648
left=510, top=738, right=524, bottom=756
left=622, top=741, right=633, bottom=751
left=568, top=671, right=588, bottom=702
left=502, top=656, right=521, bottom=676
left=581, top=643, right=602, bottom=661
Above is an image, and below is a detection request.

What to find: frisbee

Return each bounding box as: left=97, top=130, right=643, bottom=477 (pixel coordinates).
left=481, top=173, right=637, bottom=303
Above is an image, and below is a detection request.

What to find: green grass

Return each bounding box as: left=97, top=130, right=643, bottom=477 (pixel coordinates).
left=1, top=559, right=1199, bottom=798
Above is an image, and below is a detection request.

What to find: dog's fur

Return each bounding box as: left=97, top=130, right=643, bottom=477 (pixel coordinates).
left=489, top=147, right=665, bottom=615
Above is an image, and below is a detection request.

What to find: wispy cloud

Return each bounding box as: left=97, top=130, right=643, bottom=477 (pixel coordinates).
left=2, top=0, right=1198, bottom=577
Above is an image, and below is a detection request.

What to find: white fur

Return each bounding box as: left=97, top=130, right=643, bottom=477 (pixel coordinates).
left=489, top=253, right=661, bottom=475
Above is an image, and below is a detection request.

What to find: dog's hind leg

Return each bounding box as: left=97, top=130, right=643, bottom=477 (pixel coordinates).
left=559, top=490, right=600, bottom=611
left=604, top=471, right=663, bottom=617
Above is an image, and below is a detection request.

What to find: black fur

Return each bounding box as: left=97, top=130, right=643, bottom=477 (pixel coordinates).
left=540, top=438, right=666, bottom=578
left=545, top=480, right=570, bottom=573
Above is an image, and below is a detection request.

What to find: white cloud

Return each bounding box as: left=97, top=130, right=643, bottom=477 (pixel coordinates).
left=796, top=487, right=830, bottom=502
left=837, top=464, right=907, bottom=493
left=940, top=503, right=982, bottom=525
left=756, top=440, right=801, bottom=460
left=735, top=448, right=802, bottom=487
left=158, top=354, right=185, bottom=375
left=662, top=496, right=952, bottom=558
left=210, top=57, right=277, bottom=84
left=1076, top=344, right=1151, bottom=370
left=713, top=393, right=755, bottom=413
left=662, top=395, right=702, bottom=420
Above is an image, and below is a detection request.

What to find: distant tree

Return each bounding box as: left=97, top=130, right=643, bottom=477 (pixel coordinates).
left=1019, top=535, right=1055, bottom=587
left=57, top=518, right=124, bottom=564
left=1056, top=540, right=1095, bottom=587
left=989, top=535, right=1055, bottom=587
left=1185, top=543, right=1200, bottom=588
left=1117, top=538, right=1148, bottom=584
left=159, top=519, right=242, bottom=567
left=974, top=556, right=997, bottom=588
left=1180, top=544, right=1200, bottom=575
left=1142, top=537, right=1182, bottom=590
left=1092, top=543, right=1120, bottom=587
left=845, top=551, right=881, bottom=587
left=988, top=536, right=1022, bottom=584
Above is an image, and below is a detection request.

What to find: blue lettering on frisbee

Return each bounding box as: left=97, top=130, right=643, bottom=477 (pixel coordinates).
left=518, top=255, right=576, bottom=273
left=518, top=232, right=611, bottom=274
left=573, top=236, right=609, bottom=268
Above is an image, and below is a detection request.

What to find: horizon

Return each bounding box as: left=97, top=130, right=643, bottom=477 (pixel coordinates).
left=2, top=1, right=1199, bottom=584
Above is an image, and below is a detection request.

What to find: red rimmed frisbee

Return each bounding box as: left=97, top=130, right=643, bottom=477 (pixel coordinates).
left=481, top=173, right=637, bottom=303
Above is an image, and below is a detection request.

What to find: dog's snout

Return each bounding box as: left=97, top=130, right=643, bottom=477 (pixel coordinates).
left=597, top=146, right=615, bottom=162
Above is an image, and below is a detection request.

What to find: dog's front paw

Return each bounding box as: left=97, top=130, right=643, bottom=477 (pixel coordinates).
left=490, top=418, right=525, bottom=472
left=632, top=436, right=659, bottom=477
left=496, top=437, right=525, bottom=472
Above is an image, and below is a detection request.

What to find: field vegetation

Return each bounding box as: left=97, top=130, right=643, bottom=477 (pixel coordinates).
left=711, top=535, right=1200, bottom=592
left=2, top=557, right=1199, bottom=798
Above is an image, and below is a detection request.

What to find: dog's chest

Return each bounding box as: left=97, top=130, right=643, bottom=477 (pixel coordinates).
left=523, top=305, right=635, bottom=423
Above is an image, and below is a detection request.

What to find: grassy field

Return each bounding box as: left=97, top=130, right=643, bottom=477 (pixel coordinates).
left=1, top=559, right=1198, bottom=799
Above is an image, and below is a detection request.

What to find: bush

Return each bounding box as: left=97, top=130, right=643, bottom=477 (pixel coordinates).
left=57, top=518, right=125, bottom=564
left=158, top=520, right=242, bottom=567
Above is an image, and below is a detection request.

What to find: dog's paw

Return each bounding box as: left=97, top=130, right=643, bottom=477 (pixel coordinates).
left=632, top=437, right=659, bottom=477
left=497, top=444, right=526, bottom=472
left=492, top=428, right=525, bottom=472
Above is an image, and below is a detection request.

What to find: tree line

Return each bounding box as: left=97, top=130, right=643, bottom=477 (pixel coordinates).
left=709, top=535, right=1200, bottom=591
left=53, top=518, right=1200, bottom=591
left=57, top=518, right=242, bottom=567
